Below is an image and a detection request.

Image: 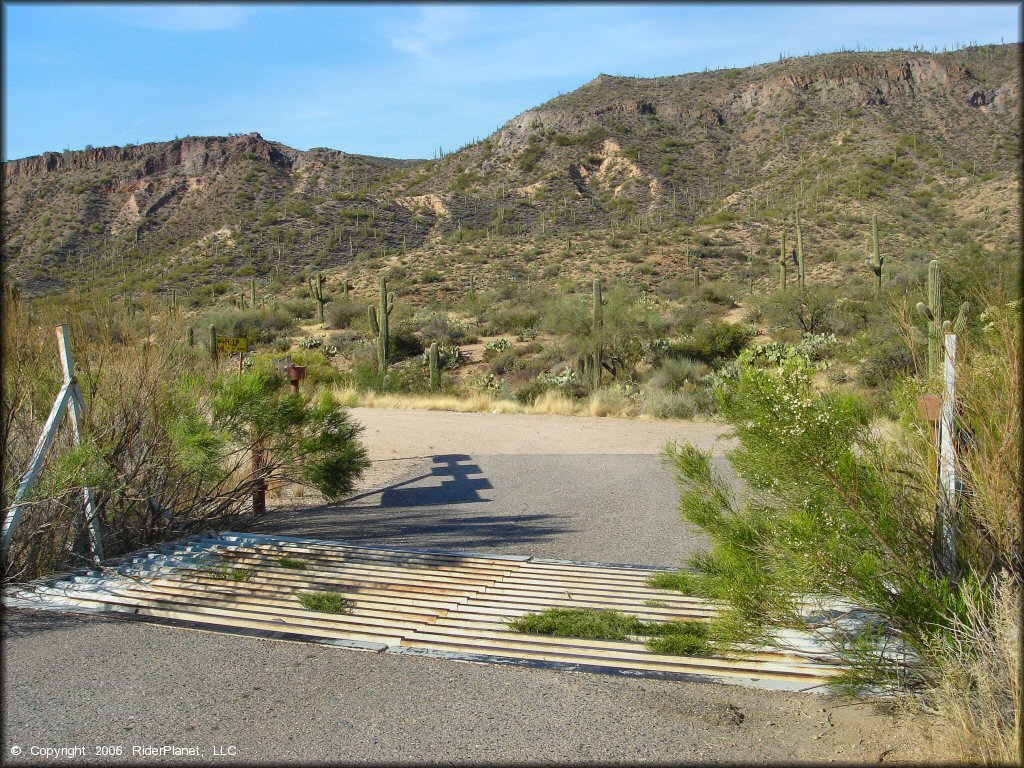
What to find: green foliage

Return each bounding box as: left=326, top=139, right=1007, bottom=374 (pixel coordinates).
left=662, top=340, right=1014, bottom=690
left=644, top=623, right=712, bottom=657
left=670, top=321, right=751, bottom=365
left=509, top=608, right=642, bottom=640
left=277, top=556, right=307, bottom=569
left=297, top=591, right=352, bottom=613
left=646, top=570, right=699, bottom=594
left=648, top=357, right=709, bottom=391
left=210, top=369, right=367, bottom=498
left=509, top=608, right=715, bottom=656
left=199, top=306, right=296, bottom=348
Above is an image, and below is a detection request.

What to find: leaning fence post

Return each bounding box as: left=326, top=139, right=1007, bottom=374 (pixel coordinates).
left=1, top=326, right=103, bottom=564
left=56, top=326, right=104, bottom=563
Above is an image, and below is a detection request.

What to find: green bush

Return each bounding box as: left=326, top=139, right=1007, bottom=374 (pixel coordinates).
left=662, top=321, right=1021, bottom=694
left=648, top=357, right=709, bottom=391
left=327, top=299, right=366, bottom=330
left=201, top=307, right=296, bottom=348
left=670, top=322, right=751, bottom=365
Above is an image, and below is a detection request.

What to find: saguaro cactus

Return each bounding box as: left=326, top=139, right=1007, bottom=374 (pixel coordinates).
left=185, top=326, right=194, bottom=346
left=209, top=324, right=218, bottom=362
left=590, top=278, right=606, bottom=391
left=865, top=215, right=883, bottom=294
left=693, top=266, right=701, bottom=291
left=367, top=275, right=395, bottom=373
left=308, top=272, right=329, bottom=323
left=916, top=259, right=968, bottom=378
left=429, top=342, right=440, bottom=391
left=778, top=218, right=788, bottom=289
left=795, top=209, right=806, bottom=291
left=250, top=277, right=257, bottom=308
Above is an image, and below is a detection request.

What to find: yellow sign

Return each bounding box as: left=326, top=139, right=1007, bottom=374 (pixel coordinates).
left=216, top=336, right=248, bottom=353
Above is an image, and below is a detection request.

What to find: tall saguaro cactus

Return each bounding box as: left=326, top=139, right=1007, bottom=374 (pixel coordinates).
left=590, top=278, right=606, bottom=391
left=308, top=272, right=329, bottom=323
left=209, top=324, right=218, bottom=363
left=250, top=276, right=257, bottom=308
left=795, top=209, right=806, bottom=291
left=916, top=259, right=968, bottom=378
left=368, top=275, right=395, bottom=374
left=778, top=217, right=788, bottom=289
left=865, top=215, right=884, bottom=294
left=429, top=342, right=440, bottom=391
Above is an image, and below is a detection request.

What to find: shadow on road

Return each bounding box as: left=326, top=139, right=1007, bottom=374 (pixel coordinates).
left=254, top=453, right=572, bottom=552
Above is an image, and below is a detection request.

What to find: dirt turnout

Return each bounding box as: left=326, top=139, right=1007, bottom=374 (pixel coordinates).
left=346, top=407, right=733, bottom=493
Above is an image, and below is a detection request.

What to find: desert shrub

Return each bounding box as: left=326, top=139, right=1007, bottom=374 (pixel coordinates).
left=484, top=305, right=541, bottom=335
left=670, top=321, right=751, bottom=365
left=648, top=356, right=710, bottom=391
left=389, top=322, right=425, bottom=360
left=698, top=281, right=737, bottom=306
left=663, top=297, right=1021, bottom=721
left=669, top=300, right=715, bottom=336
left=760, top=286, right=836, bottom=334
left=641, top=389, right=696, bottom=419
left=2, top=299, right=369, bottom=582
left=327, top=298, right=366, bottom=330
left=345, top=358, right=430, bottom=394
left=200, top=306, right=296, bottom=348
left=276, top=296, right=317, bottom=320
left=858, top=332, right=916, bottom=388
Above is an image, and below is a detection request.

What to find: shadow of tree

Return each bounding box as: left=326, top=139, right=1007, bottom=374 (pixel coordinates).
left=255, top=453, right=572, bottom=551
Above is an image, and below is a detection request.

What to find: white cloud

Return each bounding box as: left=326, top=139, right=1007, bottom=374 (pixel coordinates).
left=388, top=6, right=477, bottom=56
left=101, top=5, right=250, bottom=32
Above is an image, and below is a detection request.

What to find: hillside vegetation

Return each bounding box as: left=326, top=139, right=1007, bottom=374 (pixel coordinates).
left=2, top=44, right=1018, bottom=304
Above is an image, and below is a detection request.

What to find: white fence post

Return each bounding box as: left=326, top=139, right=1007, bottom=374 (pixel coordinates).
left=56, top=325, right=104, bottom=562
left=1, top=325, right=103, bottom=564
left=937, top=332, right=958, bottom=581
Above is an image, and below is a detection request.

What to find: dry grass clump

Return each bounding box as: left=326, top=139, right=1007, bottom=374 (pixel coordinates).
left=332, top=385, right=656, bottom=419
left=932, top=296, right=1022, bottom=764
left=936, top=577, right=1020, bottom=765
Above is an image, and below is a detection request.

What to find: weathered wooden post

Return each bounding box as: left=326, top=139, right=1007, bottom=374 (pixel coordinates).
left=1, top=326, right=103, bottom=563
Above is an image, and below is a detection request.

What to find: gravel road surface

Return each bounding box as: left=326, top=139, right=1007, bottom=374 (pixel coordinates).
left=2, top=409, right=946, bottom=764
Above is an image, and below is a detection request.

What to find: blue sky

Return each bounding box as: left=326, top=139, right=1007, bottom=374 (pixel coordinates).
left=3, top=2, right=1019, bottom=161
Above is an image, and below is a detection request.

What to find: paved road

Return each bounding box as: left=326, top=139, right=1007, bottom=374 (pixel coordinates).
left=255, top=454, right=709, bottom=566
left=2, top=410, right=937, bottom=764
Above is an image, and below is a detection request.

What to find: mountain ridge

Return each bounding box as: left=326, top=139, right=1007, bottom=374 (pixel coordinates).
left=2, top=43, right=1018, bottom=300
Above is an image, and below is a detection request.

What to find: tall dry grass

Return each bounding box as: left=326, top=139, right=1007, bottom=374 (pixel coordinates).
left=3, top=295, right=272, bottom=580
left=331, top=386, right=664, bottom=419
left=931, top=295, right=1022, bottom=764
